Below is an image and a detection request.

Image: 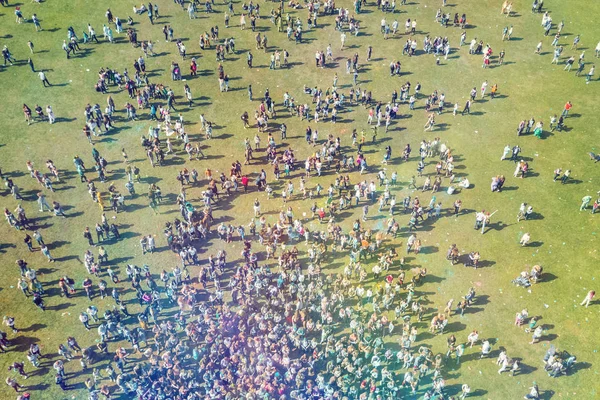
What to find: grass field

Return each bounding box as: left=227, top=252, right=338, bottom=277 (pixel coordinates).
left=0, top=0, right=599, bottom=398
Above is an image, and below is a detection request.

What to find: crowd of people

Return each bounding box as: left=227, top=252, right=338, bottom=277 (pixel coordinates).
left=1, top=1, right=598, bottom=400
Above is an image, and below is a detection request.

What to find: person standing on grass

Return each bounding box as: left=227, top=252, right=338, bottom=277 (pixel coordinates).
left=589, top=198, right=600, bottom=214
left=83, top=227, right=94, bottom=246
left=79, top=312, right=90, bottom=330
left=41, top=244, right=55, bottom=262
left=580, top=195, right=592, bottom=211
left=520, top=232, right=531, bottom=246
left=555, top=169, right=571, bottom=185
left=3, top=316, right=18, bottom=333
left=33, top=230, right=44, bottom=246
left=23, top=234, right=34, bottom=252
left=564, top=56, right=575, bottom=71
left=52, top=201, right=67, bottom=217
left=501, top=144, right=511, bottom=160
left=27, top=57, right=35, bottom=72
left=561, top=101, right=572, bottom=117
left=2, top=46, right=16, bottom=66
left=9, top=361, right=29, bottom=380
left=586, top=64, right=595, bottom=83
left=524, top=382, right=539, bottom=399
left=580, top=290, right=595, bottom=307
left=5, top=377, right=23, bottom=393
left=37, top=192, right=51, bottom=212
left=32, top=14, right=42, bottom=31
left=529, top=325, right=543, bottom=344
left=575, top=59, right=586, bottom=76
left=466, top=330, right=479, bottom=348
left=459, top=384, right=470, bottom=400
left=46, top=105, right=55, bottom=124
left=38, top=71, right=51, bottom=87
left=62, top=40, right=71, bottom=59
left=535, top=40, right=542, bottom=54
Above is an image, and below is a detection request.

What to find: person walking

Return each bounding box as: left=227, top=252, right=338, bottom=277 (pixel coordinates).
left=5, top=377, right=23, bottom=393
left=462, top=100, right=471, bottom=115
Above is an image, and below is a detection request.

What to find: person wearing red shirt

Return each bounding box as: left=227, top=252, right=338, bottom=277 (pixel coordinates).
left=562, top=101, right=572, bottom=118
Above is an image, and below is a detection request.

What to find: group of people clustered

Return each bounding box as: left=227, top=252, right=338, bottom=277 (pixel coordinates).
left=3, top=1, right=596, bottom=400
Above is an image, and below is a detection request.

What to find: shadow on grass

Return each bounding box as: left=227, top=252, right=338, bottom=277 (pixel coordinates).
left=47, top=302, right=75, bottom=311
left=567, top=361, right=591, bottom=375
left=11, top=336, right=41, bottom=353
left=22, top=323, right=47, bottom=332
left=541, top=272, right=558, bottom=283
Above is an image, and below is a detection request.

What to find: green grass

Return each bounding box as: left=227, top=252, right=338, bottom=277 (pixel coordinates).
left=0, top=0, right=599, bottom=398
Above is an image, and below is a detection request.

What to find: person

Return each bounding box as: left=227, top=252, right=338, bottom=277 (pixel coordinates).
left=467, top=330, right=479, bottom=348
left=462, top=100, right=471, bottom=115
left=9, top=361, right=28, bottom=379
left=520, top=232, right=531, bottom=246
left=23, top=233, right=34, bottom=252
left=524, top=382, right=540, bottom=399
left=580, top=195, right=592, bottom=211
left=38, top=71, right=51, bottom=87
left=501, top=144, right=511, bottom=160
left=46, top=105, right=55, bottom=123
left=3, top=316, right=18, bottom=333
left=79, top=312, right=90, bottom=330
left=562, top=101, right=572, bottom=118
left=41, top=244, right=55, bottom=262
left=37, top=192, right=51, bottom=212
left=561, top=169, right=571, bottom=184
left=460, top=384, right=471, bottom=399
left=586, top=64, right=596, bottom=84
left=83, top=227, right=94, bottom=246
left=5, top=377, right=23, bottom=392
left=529, top=326, right=543, bottom=344
left=592, top=198, right=600, bottom=214
left=580, top=290, right=595, bottom=307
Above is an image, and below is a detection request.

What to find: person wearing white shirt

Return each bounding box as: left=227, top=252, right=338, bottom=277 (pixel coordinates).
left=46, top=105, right=55, bottom=123
left=467, top=330, right=479, bottom=348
